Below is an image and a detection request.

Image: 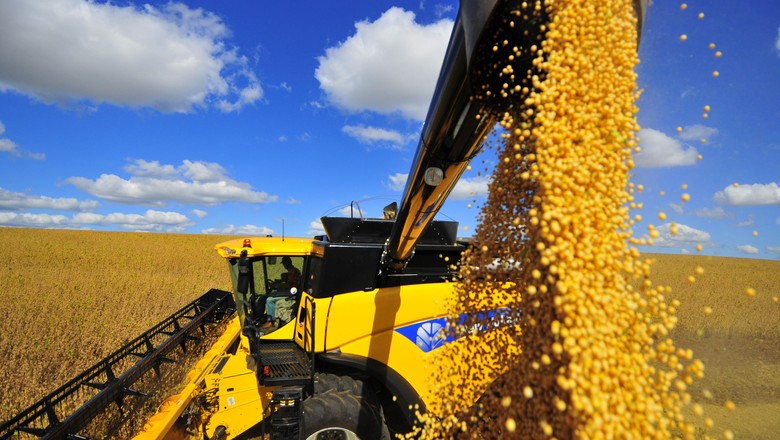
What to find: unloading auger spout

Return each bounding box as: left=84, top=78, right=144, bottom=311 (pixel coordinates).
left=382, top=0, right=647, bottom=273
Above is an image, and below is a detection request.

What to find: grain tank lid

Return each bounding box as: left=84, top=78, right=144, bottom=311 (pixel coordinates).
left=321, top=216, right=459, bottom=246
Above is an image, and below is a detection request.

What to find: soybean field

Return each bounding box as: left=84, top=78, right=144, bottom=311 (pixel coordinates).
left=0, top=227, right=777, bottom=438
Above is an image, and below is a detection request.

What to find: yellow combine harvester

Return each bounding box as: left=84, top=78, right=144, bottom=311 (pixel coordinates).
left=1, top=1, right=646, bottom=439
left=131, top=2, right=646, bottom=438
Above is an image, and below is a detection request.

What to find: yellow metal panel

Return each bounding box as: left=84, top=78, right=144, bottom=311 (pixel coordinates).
left=324, top=283, right=453, bottom=349
left=132, top=317, right=242, bottom=440
left=214, top=236, right=316, bottom=259
left=324, top=282, right=519, bottom=412
left=204, top=352, right=270, bottom=439
left=337, top=327, right=434, bottom=402
left=294, top=293, right=332, bottom=352
left=259, top=318, right=295, bottom=340
left=322, top=283, right=452, bottom=405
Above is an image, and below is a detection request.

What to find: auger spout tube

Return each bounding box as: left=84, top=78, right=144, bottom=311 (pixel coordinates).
left=383, top=0, right=499, bottom=272
left=383, top=0, right=647, bottom=273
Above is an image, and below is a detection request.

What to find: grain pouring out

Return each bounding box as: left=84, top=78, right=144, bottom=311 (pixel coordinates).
left=419, top=0, right=710, bottom=438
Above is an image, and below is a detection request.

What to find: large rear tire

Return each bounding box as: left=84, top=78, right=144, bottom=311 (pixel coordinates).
left=303, top=389, right=385, bottom=440
left=314, top=374, right=368, bottom=397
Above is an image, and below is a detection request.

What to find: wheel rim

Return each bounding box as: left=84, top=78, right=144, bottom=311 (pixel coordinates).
left=306, top=427, right=361, bottom=440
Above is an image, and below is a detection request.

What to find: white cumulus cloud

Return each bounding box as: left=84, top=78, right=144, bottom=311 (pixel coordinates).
left=776, top=27, right=780, bottom=56
left=388, top=173, right=408, bottom=192
left=342, top=125, right=415, bottom=149
left=635, top=128, right=698, bottom=168
left=307, top=219, right=326, bottom=236
left=74, top=210, right=191, bottom=230
left=123, top=160, right=179, bottom=179
left=678, top=124, right=719, bottom=142
left=0, top=138, right=17, bottom=155
left=450, top=176, right=490, bottom=200
left=668, top=203, right=684, bottom=215
left=66, top=159, right=278, bottom=206
left=0, top=187, right=99, bottom=211
left=0, top=209, right=191, bottom=231
left=694, top=206, right=731, bottom=219
left=736, top=216, right=755, bottom=227
left=0, top=212, right=69, bottom=228
left=0, top=0, right=261, bottom=113
left=386, top=172, right=489, bottom=200
left=316, top=7, right=453, bottom=121
left=202, top=224, right=274, bottom=236
left=0, top=121, right=45, bottom=160
left=648, top=223, right=712, bottom=248
left=736, top=244, right=759, bottom=255
left=714, top=182, right=780, bottom=206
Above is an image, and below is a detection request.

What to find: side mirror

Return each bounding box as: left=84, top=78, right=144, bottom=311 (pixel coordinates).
left=237, top=251, right=251, bottom=294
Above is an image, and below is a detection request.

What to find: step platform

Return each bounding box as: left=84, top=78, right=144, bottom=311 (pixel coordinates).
left=258, top=341, right=312, bottom=387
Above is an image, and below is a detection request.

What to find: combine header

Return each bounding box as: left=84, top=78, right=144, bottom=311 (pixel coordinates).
left=0, top=290, right=235, bottom=439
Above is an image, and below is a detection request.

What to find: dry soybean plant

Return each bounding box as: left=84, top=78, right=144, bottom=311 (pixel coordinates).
left=0, top=228, right=231, bottom=421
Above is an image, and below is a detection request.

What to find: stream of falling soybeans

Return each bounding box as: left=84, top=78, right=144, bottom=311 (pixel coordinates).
left=418, top=1, right=706, bottom=438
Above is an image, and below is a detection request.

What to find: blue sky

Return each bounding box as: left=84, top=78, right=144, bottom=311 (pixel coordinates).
left=0, top=0, right=777, bottom=260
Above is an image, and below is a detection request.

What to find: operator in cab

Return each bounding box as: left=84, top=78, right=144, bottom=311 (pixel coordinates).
left=263, top=256, right=301, bottom=329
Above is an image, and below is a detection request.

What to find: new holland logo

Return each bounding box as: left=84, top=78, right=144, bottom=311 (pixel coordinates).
left=395, top=318, right=448, bottom=353
left=416, top=321, right=445, bottom=351
left=394, top=308, right=519, bottom=353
